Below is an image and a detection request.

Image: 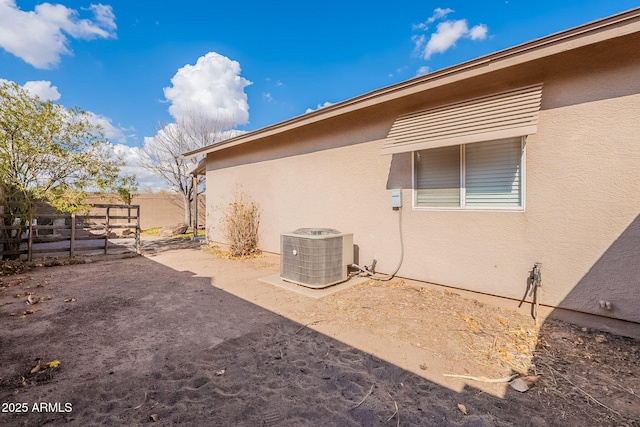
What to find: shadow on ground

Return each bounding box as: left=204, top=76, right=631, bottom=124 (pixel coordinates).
left=0, top=247, right=638, bottom=426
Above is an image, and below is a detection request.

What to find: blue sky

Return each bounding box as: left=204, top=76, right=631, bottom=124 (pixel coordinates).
left=1, top=0, right=638, bottom=190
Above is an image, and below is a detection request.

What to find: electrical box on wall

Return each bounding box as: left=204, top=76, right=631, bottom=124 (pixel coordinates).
left=391, top=189, right=402, bottom=208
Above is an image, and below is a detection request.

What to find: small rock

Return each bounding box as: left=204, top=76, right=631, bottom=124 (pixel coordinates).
left=594, top=335, right=607, bottom=343
left=509, top=375, right=540, bottom=393
left=160, top=223, right=188, bottom=237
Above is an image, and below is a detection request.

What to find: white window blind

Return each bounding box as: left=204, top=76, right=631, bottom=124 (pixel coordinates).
left=415, top=145, right=460, bottom=207
left=415, top=137, right=523, bottom=209
left=465, top=138, right=522, bottom=207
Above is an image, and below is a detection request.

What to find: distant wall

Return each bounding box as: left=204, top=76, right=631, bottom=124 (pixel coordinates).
left=85, top=193, right=206, bottom=230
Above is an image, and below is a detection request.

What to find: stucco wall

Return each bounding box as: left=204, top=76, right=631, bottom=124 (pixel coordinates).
left=86, top=193, right=206, bottom=230
left=204, top=38, right=640, bottom=325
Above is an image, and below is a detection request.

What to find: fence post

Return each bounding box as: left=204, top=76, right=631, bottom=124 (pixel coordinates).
left=70, top=213, right=76, bottom=258
left=27, top=214, right=33, bottom=262
left=193, top=176, right=199, bottom=240
left=104, top=206, right=110, bottom=255
left=136, top=205, right=140, bottom=255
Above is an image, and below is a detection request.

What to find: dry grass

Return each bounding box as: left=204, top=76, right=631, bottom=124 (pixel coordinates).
left=202, top=244, right=264, bottom=260
left=317, top=279, right=539, bottom=375
left=141, top=227, right=194, bottom=239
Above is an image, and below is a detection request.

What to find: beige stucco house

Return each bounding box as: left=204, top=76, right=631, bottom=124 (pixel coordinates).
left=186, top=9, right=640, bottom=338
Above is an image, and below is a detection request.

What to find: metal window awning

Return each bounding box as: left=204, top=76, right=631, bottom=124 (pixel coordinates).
left=381, top=84, right=543, bottom=155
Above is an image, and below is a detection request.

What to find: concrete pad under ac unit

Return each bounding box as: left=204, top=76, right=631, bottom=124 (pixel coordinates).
left=258, top=274, right=370, bottom=299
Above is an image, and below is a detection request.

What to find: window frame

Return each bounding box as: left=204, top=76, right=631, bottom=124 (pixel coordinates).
left=412, top=137, right=526, bottom=212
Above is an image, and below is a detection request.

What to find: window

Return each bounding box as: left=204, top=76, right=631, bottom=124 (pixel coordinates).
left=414, top=137, right=524, bottom=209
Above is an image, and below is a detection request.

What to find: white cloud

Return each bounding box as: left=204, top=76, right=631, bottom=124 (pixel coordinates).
left=413, top=8, right=488, bottom=60
left=163, top=52, right=252, bottom=127
left=266, top=77, right=285, bottom=87
left=86, top=4, right=116, bottom=32
left=412, top=7, right=454, bottom=30
left=86, top=112, right=133, bottom=144
left=0, top=0, right=116, bottom=69
left=429, top=7, right=454, bottom=23
left=305, top=101, right=334, bottom=114
left=3, top=78, right=136, bottom=145
left=111, top=142, right=168, bottom=192
left=22, top=80, right=61, bottom=101
left=469, top=24, right=488, bottom=40
left=423, top=19, right=469, bottom=59
left=2, top=78, right=146, bottom=191
left=412, top=34, right=426, bottom=55
left=0, top=78, right=61, bottom=101
left=133, top=128, right=246, bottom=191
left=263, top=92, right=274, bottom=102
left=220, top=129, right=247, bottom=140
left=416, top=66, right=430, bottom=76
left=388, top=66, right=409, bottom=79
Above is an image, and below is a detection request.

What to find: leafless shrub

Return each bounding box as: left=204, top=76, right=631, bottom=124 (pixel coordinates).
left=220, top=192, right=261, bottom=257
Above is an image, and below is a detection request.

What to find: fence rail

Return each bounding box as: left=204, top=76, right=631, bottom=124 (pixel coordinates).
left=0, top=204, right=140, bottom=261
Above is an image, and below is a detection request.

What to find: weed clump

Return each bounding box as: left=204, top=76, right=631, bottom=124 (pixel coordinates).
left=220, top=192, right=261, bottom=257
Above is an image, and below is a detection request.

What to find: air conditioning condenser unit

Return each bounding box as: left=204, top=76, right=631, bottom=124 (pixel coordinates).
left=280, top=228, right=354, bottom=289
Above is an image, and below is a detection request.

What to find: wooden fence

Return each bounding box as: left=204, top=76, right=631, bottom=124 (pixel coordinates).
left=0, top=204, right=140, bottom=261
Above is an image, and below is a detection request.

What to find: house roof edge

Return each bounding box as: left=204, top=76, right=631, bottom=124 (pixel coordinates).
left=183, top=7, right=640, bottom=159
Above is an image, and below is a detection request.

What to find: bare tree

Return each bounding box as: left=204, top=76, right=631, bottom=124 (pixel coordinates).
left=140, top=112, right=238, bottom=225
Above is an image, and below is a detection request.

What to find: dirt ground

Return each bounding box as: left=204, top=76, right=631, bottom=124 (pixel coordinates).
left=0, top=238, right=639, bottom=426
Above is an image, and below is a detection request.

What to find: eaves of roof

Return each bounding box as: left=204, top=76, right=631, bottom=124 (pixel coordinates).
left=183, top=7, right=640, bottom=159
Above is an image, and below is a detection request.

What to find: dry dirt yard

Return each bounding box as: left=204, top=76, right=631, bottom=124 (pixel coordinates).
left=0, top=238, right=639, bottom=426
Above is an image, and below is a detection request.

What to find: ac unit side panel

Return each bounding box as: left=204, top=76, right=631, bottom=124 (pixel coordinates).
left=342, top=234, right=354, bottom=265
